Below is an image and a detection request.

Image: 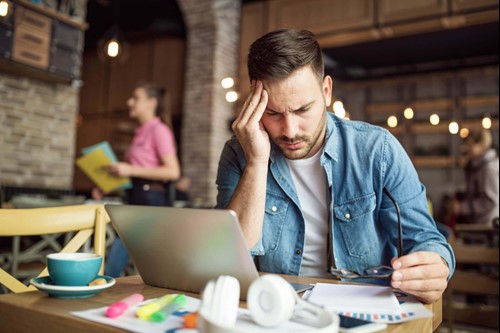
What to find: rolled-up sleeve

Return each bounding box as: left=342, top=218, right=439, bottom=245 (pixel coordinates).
left=215, top=138, right=265, bottom=256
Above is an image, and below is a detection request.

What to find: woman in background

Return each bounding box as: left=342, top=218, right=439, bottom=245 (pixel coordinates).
left=451, top=129, right=499, bottom=227
left=105, top=81, right=180, bottom=277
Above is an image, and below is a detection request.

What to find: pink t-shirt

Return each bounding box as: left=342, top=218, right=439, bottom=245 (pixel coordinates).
left=126, top=117, right=176, bottom=168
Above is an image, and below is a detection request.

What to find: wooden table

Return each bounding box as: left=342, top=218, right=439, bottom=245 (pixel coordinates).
left=0, top=275, right=442, bottom=333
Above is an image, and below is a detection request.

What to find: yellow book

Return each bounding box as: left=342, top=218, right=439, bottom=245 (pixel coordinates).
left=76, top=147, right=130, bottom=194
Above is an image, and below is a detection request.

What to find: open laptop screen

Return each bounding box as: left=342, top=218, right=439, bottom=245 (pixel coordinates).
left=105, top=205, right=259, bottom=299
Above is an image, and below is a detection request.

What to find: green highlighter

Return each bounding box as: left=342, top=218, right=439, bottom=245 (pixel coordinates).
left=137, top=294, right=175, bottom=320
left=148, top=294, right=187, bottom=323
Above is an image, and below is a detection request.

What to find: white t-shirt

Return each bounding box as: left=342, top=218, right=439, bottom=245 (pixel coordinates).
left=286, top=149, right=329, bottom=278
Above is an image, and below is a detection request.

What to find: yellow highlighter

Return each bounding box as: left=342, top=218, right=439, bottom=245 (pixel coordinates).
left=136, top=294, right=175, bottom=320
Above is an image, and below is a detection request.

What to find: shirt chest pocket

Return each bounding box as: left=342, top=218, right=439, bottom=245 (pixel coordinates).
left=262, top=192, right=289, bottom=253
left=334, top=192, right=377, bottom=258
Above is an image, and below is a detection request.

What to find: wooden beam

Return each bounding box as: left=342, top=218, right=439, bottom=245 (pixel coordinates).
left=317, top=9, right=498, bottom=49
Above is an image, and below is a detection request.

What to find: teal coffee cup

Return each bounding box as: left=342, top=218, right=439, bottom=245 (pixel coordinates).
left=47, top=253, right=102, bottom=286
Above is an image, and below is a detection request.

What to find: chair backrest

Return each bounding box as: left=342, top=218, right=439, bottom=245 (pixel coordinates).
left=0, top=204, right=110, bottom=293
left=449, top=234, right=499, bottom=296
left=445, top=222, right=499, bottom=331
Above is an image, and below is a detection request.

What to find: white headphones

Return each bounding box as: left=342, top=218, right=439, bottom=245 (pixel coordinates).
left=198, top=275, right=339, bottom=333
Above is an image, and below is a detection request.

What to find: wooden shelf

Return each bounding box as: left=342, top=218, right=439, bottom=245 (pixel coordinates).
left=366, top=97, right=454, bottom=115
left=15, top=0, right=88, bottom=30
left=458, top=95, right=499, bottom=109
left=365, top=102, right=404, bottom=115
left=366, top=94, right=498, bottom=118
left=411, top=98, right=454, bottom=111
left=403, top=119, right=498, bottom=134
left=412, top=156, right=456, bottom=168
left=411, top=122, right=450, bottom=134
left=114, top=121, right=136, bottom=134
left=462, top=118, right=499, bottom=130
left=0, top=1, right=87, bottom=84
left=0, top=58, right=72, bottom=84
left=362, top=71, right=499, bottom=172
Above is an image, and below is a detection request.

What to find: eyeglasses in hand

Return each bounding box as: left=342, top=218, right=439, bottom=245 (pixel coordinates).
left=329, top=188, right=403, bottom=279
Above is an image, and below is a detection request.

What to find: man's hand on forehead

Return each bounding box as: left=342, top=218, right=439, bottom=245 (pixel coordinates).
left=231, top=80, right=271, bottom=165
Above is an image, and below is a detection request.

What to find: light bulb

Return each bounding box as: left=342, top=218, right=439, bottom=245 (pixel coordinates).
left=404, top=107, right=414, bottom=120
left=460, top=128, right=469, bottom=138
left=106, top=39, right=120, bottom=58
left=387, top=115, right=398, bottom=128
left=333, top=101, right=346, bottom=118
left=0, top=1, right=9, bottom=17
left=482, top=116, right=492, bottom=129
left=429, top=114, right=440, bottom=126
left=225, top=91, right=239, bottom=103
left=221, top=78, right=235, bottom=89
left=449, top=121, right=459, bottom=135
left=333, top=101, right=343, bottom=113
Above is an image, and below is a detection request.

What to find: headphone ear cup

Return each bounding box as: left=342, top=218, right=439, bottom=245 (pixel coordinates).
left=200, top=280, right=216, bottom=322
left=247, top=275, right=296, bottom=327
left=200, top=275, right=240, bottom=328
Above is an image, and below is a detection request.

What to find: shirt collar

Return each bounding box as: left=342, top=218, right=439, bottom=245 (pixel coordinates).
left=323, top=112, right=339, bottom=162
left=136, top=117, right=161, bottom=135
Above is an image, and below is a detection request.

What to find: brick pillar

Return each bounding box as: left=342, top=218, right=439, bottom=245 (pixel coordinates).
left=0, top=0, right=87, bottom=190
left=177, top=0, right=241, bottom=206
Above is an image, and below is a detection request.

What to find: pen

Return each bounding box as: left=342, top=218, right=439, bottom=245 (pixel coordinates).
left=148, top=294, right=187, bottom=322
left=106, top=293, right=144, bottom=318
left=136, top=294, right=176, bottom=320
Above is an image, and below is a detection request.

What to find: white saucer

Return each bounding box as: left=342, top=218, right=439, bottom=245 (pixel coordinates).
left=30, top=275, right=116, bottom=299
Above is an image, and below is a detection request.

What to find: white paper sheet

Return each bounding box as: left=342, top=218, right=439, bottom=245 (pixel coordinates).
left=72, top=285, right=432, bottom=331
left=72, top=296, right=200, bottom=333
left=72, top=295, right=322, bottom=333
left=306, top=283, right=400, bottom=313
left=304, top=286, right=433, bottom=324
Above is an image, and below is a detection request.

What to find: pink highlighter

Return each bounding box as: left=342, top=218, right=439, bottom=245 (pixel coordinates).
left=106, top=293, right=145, bottom=318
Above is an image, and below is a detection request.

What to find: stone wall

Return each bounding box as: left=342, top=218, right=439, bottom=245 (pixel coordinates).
left=0, top=74, right=79, bottom=189
left=177, top=0, right=241, bottom=206
left=0, top=1, right=87, bottom=190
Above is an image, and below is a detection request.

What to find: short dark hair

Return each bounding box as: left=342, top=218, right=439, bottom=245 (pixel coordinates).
left=247, top=29, right=324, bottom=84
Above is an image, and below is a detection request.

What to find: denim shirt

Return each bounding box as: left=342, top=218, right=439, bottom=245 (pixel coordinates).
left=216, top=112, right=455, bottom=285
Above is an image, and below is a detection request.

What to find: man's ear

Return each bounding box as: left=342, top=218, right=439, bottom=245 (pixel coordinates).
left=323, top=75, right=333, bottom=107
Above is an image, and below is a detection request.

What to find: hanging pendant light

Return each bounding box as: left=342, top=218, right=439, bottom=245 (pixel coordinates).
left=97, top=0, right=128, bottom=62
left=101, top=26, right=126, bottom=59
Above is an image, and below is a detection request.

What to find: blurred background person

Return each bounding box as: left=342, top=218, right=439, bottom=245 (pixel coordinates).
left=103, top=81, right=181, bottom=277
left=449, top=129, right=499, bottom=229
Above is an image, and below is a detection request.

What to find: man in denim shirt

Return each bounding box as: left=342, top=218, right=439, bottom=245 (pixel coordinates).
left=216, top=29, right=454, bottom=304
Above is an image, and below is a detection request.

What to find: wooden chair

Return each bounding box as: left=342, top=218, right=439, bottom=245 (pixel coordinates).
left=445, top=224, right=499, bottom=331
left=0, top=205, right=110, bottom=293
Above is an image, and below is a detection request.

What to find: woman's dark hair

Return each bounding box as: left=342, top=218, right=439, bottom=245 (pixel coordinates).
left=135, top=81, right=170, bottom=126
left=247, top=29, right=324, bottom=84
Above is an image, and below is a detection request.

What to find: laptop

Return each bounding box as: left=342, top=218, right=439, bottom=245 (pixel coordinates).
left=105, top=204, right=260, bottom=299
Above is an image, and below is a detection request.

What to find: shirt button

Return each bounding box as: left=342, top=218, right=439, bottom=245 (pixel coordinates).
left=271, top=206, right=277, bottom=212
left=345, top=213, right=351, bottom=219
left=295, top=249, right=302, bottom=255
left=143, top=184, right=150, bottom=191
